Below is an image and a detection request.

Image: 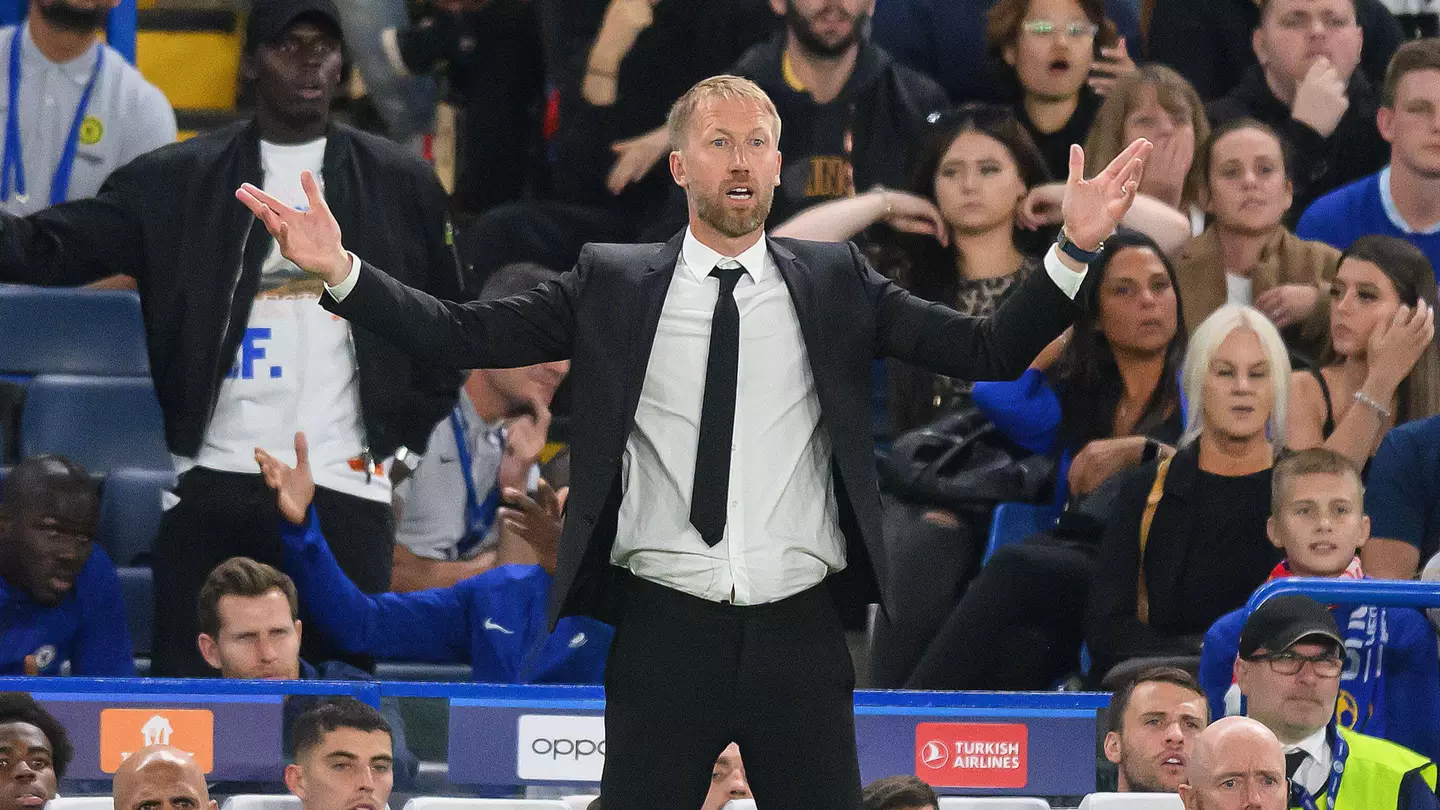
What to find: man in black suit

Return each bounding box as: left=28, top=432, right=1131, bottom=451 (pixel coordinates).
left=239, top=75, right=1150, bottom=809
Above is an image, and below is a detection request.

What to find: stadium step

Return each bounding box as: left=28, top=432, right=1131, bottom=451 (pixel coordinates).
left=134, top=1, right=242, bottom=139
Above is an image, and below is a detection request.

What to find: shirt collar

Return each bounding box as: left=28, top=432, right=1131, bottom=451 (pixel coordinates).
left=1285, top=726, right=1331, bottom=764
left=680, top=227, right=770, bottom=284
left=20, top=23, right=102, bottom=86
left=1380, top=165, right=1440, bottom=235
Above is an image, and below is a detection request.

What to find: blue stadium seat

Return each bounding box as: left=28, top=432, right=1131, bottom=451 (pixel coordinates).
left=983, top=501, right=1061, bottom=564
left=96, top=468, right=175, bottom=566
left=117, top=565, right=152, bottom=656
left=0, top=286, right=149, bottom=376
left=20, top=374, right=169, bottom=473
left=375, top=661, right=474, bottom=682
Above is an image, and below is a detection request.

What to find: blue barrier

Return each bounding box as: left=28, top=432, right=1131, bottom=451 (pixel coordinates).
left=0, top=677, right=1112, bottom=797
left=0, top=1, right=138, bottom=63
left=1245, top=577, right=1440, bottom=614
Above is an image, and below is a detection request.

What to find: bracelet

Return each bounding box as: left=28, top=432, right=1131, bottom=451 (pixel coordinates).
left=1353, top=390, right=1393, bottom=420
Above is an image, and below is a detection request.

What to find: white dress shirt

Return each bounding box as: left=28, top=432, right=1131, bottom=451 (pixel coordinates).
left=326, top=233, right=1090, bottom=605
left=1286, top=726, right=1333, bottom=798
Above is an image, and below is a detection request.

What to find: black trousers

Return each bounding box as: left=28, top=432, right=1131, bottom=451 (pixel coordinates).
left=905, top=536, right=1094, bottom=691
left=150, top=468, right=393, bottom=677
left=601, top=575, right=862, bottom=810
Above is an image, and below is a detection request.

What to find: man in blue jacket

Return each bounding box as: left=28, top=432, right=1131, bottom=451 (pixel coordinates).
left=256, top=431, right=610, bottom=683
left=1200, top=448, right=1440, bottom=760
left=0, top=454, right=132, bottom=676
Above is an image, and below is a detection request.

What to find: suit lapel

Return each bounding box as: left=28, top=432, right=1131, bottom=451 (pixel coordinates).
left=769, top=237, right=826, bottom=382
left=619, top=232, right=685, bottom=423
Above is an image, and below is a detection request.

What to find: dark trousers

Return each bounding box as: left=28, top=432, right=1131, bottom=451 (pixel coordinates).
left=868, top=495, right=986, bottom=687
left=150, top=467, right=393, bottom=677
left=601, top=575, right=862, bottom=810
left=905, top=536, right=1094, bottom=690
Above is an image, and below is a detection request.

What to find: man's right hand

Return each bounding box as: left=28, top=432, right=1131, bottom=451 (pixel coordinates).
left=256, top=432, right=317, bottom=526
left=1290, top=57, right=1350, bottom=138
left=237, top=171, right=352, bottom=286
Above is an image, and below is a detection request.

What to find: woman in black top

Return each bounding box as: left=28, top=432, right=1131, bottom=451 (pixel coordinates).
left=1086, top=304, right=1292, bottom=682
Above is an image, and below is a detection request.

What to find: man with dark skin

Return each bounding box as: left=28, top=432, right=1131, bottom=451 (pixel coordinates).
left=0, top=455, right=131, bottom=676
left=0, top=0, right=465, bottom=677
left=113, top=747, right=217, bottom=810
left=0, top=693, right=72, bottom=810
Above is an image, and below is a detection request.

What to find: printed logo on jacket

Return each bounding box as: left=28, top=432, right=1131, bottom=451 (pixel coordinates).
left=914, top=722, right=1028, bottom=788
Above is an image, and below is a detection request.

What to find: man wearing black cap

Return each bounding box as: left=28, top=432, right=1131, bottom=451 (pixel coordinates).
left=0, top=0, right=465, bottom=677
left=1234, top=595, right=1440, bottom=810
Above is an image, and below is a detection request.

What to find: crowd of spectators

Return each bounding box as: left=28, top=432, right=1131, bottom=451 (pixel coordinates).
left=11, top=0, right=1440, bottom=802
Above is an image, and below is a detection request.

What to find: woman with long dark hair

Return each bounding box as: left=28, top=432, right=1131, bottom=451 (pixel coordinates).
left=877, top=231, right=1187, bottom=687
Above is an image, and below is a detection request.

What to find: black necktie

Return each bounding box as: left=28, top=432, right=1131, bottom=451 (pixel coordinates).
left=1286, top=750, right=1308, bottom=781
left=690, top=264, right=746, bottom=547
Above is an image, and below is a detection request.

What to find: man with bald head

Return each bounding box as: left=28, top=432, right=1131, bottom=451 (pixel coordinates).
left=113, top=746, right=216, bottom=810
left=0, top=454, right=132, bottom=675
left=1179, top=716, right=1289, bottom=810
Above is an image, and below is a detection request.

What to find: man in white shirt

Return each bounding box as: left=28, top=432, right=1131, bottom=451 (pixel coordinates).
left=0, top=0, right=175, bottom=218
left=239, top=74, right=1150, bottom=808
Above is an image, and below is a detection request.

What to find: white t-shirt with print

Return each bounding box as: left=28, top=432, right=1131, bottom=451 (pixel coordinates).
left=174, top=138, right=389, bottom=503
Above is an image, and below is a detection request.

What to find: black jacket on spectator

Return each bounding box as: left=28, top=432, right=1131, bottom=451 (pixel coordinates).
left=1085, top=446, right=1280, bottom=680
left=641, top=34, right=950, bottom=240
left=1018, top=89, right=1105, bottom=185
left=1147, top=0, right=1402, bottom=101
left=1208, top=67, right=1389, bottom=228
left=0, top=120, right=465, bottom=460
left=544, top=0, right=778, bottom=217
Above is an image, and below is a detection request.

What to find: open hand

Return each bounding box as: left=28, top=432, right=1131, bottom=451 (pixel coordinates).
left=255, top=432, right=316, bottom=526
left=236, top=171, right=351, bottom=285
left=499, top=479, right=567, bottom=575
left=1061, top=138, right=1152, bottom=253
left=607, top=129, right=671, bottom=194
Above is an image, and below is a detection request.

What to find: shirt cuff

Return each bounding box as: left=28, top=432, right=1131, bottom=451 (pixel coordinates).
left=324, top=253, right=362, bottom=302
left=1043, top=243, right=1088, bottom=299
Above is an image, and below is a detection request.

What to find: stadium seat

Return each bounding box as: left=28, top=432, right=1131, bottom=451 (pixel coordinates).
left=403, top=795, right=570, bottom=801
left=0, top=286, right=149, bottom=376
left=118, top=566, right=153, bottom=656
left=983, top=501, right=1061, bottom=564
left=47, top=798, right=115, bottom=810
left=220, top=797, right=301, bottom=810
left=20, top=374, right=169, bottom=473
left=96, top=468, right=175, bottom=566
left=562, top=798, right=597, bottom=810
left=936, top=800, right=1052, bottom=809
left=1078, top=793, right=1185, bottom=808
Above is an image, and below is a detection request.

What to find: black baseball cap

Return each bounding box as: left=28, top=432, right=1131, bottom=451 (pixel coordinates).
left=1238, top=595, right=1343, bottom=659
left=244, top=0, right=343, bottom=52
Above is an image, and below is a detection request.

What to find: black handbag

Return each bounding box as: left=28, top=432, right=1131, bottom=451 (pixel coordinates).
left=879, top=406, right=1055, bottom=510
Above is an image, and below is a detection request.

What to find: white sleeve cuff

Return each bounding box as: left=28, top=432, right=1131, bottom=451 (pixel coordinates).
left=1043, top=243, right=1088, bottom=299
left=325, top=253, right=362, bottom=302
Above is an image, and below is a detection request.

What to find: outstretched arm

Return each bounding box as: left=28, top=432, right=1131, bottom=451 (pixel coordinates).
left=237, top=172, right=578, bottom=370
left=257, top=433, right=472, bottom=662
left=878, top=139, right=1152, bottom=379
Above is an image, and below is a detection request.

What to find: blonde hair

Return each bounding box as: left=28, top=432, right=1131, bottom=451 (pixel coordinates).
left=1084, top=65, right=1209, bottom=209
left=665, top=74, right=782, bottom=151
left=1181, top=305, right=1291, bottom=455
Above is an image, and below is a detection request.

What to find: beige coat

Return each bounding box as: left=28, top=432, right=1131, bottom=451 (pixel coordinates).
left=1173, top=227, right=1341, bottom=360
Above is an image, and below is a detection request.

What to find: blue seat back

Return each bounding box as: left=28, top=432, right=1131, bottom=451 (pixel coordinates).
left=0, top=287, right=149, bottom=376
left=984, top=501, right=1061, bottom=564
left=117, top=566, right=152, bottom=656
left=21, top=374, right=169, bottom=473
left=96, top=468, right=174, bottom=566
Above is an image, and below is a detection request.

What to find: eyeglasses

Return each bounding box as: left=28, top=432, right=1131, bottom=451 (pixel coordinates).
left=1246, top=651, right=1344, bottom=678
left=1021, top=19, right=1100, bottom=40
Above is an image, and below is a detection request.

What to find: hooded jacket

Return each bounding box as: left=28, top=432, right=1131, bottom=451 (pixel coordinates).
left=0, top=120, right=465, bottom=462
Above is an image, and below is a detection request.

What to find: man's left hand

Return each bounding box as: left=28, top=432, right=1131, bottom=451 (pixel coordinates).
left=1060, top=138, right=1152, bottom=256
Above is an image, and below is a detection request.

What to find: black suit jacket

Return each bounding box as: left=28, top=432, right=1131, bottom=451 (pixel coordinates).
left=324, top=232, right=1085, bottom=625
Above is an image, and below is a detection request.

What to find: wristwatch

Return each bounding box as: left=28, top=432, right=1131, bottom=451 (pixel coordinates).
left=1057, top=228, right=1104, bottom=264
left=393, top=446, right=422, bottom=477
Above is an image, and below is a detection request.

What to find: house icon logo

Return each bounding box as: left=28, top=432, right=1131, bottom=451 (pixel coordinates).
left=100, top=709, right=215, bottom=774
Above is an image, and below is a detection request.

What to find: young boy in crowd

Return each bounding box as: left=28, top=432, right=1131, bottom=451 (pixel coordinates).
left=1199, top=448, right=1440, bottom=760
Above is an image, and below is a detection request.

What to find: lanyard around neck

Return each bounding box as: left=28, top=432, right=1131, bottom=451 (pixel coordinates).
left=450, top=404, right=503, bottom=556
left=2, top=24, right=105, bottom=206
left=1289, top=723, right=1350, bottom=810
